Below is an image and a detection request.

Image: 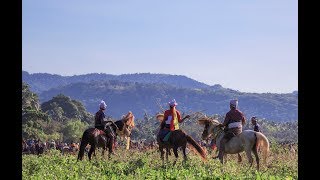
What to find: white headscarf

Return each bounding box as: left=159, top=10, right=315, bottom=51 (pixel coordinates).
left=230, top=99, right=238, bottom=109
left=168, top=99, right=178, bottom=107
left=100, top=100, right=107, bottom=110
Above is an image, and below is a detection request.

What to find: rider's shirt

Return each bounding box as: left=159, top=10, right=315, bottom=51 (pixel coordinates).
left=223, top=109, right=245, bottom=133
left=163, top=109, right=182, bottom=131
left=253, top=124, right=261, bottom=132
left=95, top=109, right=105, bottom=128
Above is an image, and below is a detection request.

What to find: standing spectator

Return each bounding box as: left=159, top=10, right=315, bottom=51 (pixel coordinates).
left=251, top=116, right=262, bottom=132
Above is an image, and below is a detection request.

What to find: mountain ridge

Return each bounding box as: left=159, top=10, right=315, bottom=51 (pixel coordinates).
left=23, top=71, right=297, bottom=121
left=23, top=70, right=297, bottom=94
left=37, top=80, right=297, bottom=121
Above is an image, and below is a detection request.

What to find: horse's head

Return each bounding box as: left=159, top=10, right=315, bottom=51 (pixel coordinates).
left=119, top=111, right=135, bottom=137
left=198, top=118, right=221, bottom=140
left=122, top=111, right=135, bottom=128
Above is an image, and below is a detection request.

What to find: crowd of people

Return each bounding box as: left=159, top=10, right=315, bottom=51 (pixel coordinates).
left=22, top=139, right=80, bottom=155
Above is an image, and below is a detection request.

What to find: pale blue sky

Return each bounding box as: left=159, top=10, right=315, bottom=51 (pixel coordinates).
left=22, top=0, right=297, bottom=93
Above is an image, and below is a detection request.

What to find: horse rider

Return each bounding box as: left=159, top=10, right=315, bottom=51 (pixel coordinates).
left=216, top=99, right=246, bottom=160
left=159, top=99, right=190, bottom=142
left=94, top=100, right=116, bottom=153
left=251, top=116, right=262, bottom=132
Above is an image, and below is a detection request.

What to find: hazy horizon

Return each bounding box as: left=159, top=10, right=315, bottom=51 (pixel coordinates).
left=23, top=1, right=297, bottom=93
left=22, top=69, right=297, bottom=94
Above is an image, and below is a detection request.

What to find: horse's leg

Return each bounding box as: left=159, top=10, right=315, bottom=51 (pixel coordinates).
left=182, top=145, right=187, bottom=164
left=245, top=149, right=253, bottom=168
left=166, top=148, right=169, bottom=163
left=252, top=148, right=260, bottom=170
left=172, top=146, right=179, bottom=166
left=88, top=145, right=95, bottom=161
left=238, top=153, right=242, bottom=163
left=108, top=142, right=113, bottom=159
left=102, top=147, right=105, bottom=158
left=159, top=146, right=165, bottom=165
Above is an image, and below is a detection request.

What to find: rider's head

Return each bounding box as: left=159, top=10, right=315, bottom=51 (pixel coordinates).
left=99, top=100, right=107, bottom=110
left=230, top=99, right=238, bottom=110
left=251, top=116, right=257, bottom=124
left=168, top=99, right=178, bottom=108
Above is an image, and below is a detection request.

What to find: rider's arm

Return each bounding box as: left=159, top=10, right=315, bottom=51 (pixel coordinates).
left=222, top=113, right=229, bottom=127
left=177, top=110, right=183, bottom=123
left=241, top=114, right=246, bottom=125
left=179, top=111, right=191, bottom=123
left=100, top=112, right=107, bottom=123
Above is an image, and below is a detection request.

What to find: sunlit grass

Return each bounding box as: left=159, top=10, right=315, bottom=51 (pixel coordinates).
left=22, top=145, right=297, bottom=180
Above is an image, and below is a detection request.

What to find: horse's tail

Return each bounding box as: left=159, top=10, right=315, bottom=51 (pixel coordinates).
left=77, top=130, right=89, bottom=161
left=185, top=134, right=207, bottom=162
left=255, top=132, right=270, bottom=164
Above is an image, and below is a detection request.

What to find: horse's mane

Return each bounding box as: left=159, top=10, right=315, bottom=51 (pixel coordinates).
left=198, top=117, right=221, bottom=126
left=122, top=111, right=135, bottom=127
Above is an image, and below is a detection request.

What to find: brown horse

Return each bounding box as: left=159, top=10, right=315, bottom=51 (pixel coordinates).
left=157, top=129, right=207, bottom=165
left=77, top=112, right=135, bottom=161
left=77, top=126, right=112, bottom=160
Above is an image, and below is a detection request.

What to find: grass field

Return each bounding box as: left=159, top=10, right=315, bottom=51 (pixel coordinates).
left=22, top=144, right=297, bottom=180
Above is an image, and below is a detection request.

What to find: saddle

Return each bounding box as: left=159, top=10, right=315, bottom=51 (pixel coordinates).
left=158, top=128, right=172, bottom=143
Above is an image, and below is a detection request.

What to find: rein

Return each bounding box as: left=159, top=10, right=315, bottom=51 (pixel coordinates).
left=211, top=126, right=223, bottom=141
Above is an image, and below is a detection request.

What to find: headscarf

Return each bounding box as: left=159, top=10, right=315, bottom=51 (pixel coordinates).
left=100, top=100, right=107, bottom=110
left=230, top=99, right=238, bottom=109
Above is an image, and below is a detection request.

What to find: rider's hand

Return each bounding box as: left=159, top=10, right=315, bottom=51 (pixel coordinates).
left=184, top=115, right=191, bottom=119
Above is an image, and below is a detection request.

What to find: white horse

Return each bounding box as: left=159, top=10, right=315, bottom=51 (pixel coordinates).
left=198, top=118, right=269, bottom=170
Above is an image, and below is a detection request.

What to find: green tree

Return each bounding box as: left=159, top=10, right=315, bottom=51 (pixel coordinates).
left=61, top=119, right=89, bottom=143
left=41, top=94, right=94, bottom=123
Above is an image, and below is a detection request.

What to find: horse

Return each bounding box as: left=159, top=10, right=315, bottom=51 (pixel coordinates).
left=198, top=118, right=269, bottom=170
left=157, top=129, right=207, bottom=165
left=114, top=111, right=135, bottom=150
left=77, top=111, right=135, bottom=161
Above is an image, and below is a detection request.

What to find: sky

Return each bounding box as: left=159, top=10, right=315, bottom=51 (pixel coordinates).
left=22, top=0, right=297, bottom=93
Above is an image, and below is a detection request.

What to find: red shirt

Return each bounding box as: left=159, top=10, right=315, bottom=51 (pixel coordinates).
left=163, top=109, right=182, bottom=131
left=223, top=109, right=246, bottom=126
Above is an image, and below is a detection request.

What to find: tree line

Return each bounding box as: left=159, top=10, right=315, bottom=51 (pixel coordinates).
left=22, top=82, right=297, bottom=144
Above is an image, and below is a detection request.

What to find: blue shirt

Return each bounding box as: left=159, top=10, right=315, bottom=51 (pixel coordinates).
left=253, top=124, right=261, bottom=132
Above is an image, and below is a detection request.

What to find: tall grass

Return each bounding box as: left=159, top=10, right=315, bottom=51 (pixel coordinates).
left=22, top=145, right=297, bottom=180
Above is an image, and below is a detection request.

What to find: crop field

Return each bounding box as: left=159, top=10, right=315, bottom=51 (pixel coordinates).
left=22, top=144, right=297, bottom=180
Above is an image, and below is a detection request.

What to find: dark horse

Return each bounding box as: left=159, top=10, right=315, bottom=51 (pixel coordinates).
left=77, top=112, right=135, bottom=161
left=157, top=129, right=207, bottom=165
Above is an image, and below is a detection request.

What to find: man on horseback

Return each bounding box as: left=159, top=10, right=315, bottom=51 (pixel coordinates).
left=216, top=99, right=246, bottom=160
left=94, top=100, right=116, bottom=153
left=159, top=99, right=190, bottom=142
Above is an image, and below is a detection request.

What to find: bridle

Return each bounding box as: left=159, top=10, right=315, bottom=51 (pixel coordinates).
left=205, top=122, right=223, bottom=142
left=116, top=115, right=134, bottom=137
left=211, top=126, right=223, bottom=141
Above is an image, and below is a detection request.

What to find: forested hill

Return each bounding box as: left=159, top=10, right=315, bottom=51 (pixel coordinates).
left=22, top=71, right=210, bottom=93
left=38, top=80, right=297, bottom=122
